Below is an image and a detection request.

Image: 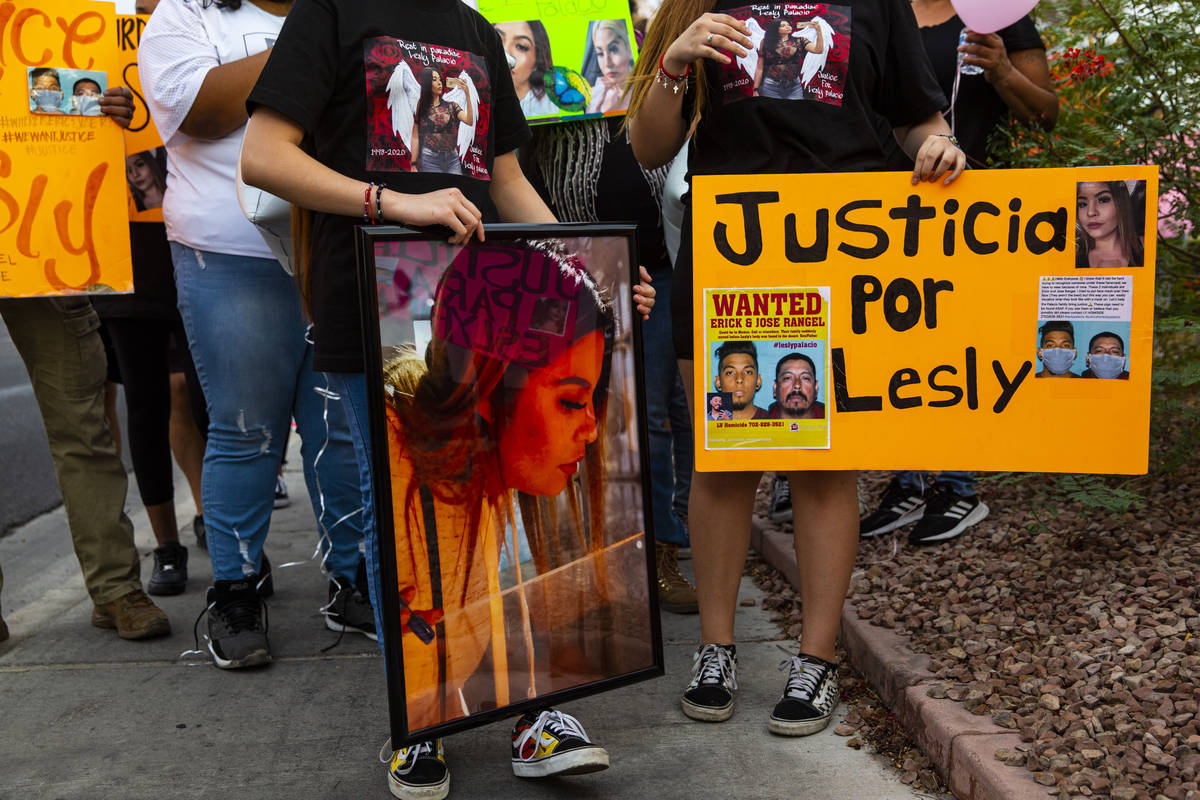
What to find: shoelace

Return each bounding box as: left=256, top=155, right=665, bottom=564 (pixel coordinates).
left=153, top=549, right=181, bottom=571
left=691, top=644, right=737, bottom=690
left=122, top=591, right=159, bottom=612
left=514, top=710, right=589, bottom=759
left=923, top=484, right=964, bottom=516
left=378, top=738, right=437, bottom=771
left=778, top=655, right=826, bottom=700
left=189, top=590, right=269, bottom=655
left=319, top=577, right=371, bottom=653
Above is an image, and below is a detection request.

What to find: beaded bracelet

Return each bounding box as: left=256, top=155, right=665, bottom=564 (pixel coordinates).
left=657, top=53, right=690, bottom=94
left=375, top=183, right=387, bottom=225
left=363, top=182, right=376, bottom=224
left=933, top=133, right=962, bottom=148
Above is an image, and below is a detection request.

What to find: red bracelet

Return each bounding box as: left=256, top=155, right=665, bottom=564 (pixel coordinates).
left=363, top=183, right=374, bottom=224
left=658, top=53, right=690, bottom=82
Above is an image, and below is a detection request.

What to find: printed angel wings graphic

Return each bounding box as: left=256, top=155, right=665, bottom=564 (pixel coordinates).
left=442, top=71, right=479, bottom=162
left=386, top=60, right=479, bottom=164
left=387, top=60, right=421, bottom=153
left=736, top=17, right=766, bottom=82
left=734, top=15, right=836, bottom=91
left=796, top=16, right=835, bottom=88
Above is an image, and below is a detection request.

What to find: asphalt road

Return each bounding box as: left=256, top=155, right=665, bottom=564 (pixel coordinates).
left=0, top=315, right=131, bottom=537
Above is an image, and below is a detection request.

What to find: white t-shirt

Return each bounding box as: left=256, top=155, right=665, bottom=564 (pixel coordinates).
left=139, top=0, right=284, bottom=258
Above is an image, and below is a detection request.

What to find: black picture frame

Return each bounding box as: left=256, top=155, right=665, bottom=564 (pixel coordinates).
left=356, top=223, right=664, bottom=747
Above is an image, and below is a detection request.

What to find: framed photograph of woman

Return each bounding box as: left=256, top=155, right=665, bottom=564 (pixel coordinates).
left=357, top=223, right=664, bottom=747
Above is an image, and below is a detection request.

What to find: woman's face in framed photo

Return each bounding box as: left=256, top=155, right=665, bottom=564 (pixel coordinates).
left=494, top=329, right=605, bottom=496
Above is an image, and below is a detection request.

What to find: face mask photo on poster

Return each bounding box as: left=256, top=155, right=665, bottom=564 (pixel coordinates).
left=1035, top=319, right=1131, bottom=380
left=28, top=67, right=107, bottom=116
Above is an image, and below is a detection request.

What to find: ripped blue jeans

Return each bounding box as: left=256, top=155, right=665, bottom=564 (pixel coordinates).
left=172, top=244, right=364, bottom=583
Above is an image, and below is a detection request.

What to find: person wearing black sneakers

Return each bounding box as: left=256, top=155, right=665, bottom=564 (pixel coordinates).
left=139, top=0, right=371, bottom=670
left=860, top=472, right=989, bottom=544
left=628, top=0, right=964, bottom=738
left=240, top=3, right=656, bottom=790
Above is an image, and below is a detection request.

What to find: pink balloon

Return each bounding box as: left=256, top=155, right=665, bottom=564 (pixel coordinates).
left=951, top=0, right=1038, bottom=33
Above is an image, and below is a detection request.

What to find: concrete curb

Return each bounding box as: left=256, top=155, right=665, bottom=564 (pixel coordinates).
left=751, top=521, right=1053, bottom=800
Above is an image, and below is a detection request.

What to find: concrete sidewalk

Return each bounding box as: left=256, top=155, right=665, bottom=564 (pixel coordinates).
left=2, top=443, right=942, bottom=800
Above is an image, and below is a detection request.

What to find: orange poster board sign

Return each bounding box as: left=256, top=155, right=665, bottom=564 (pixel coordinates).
left=0, top=0, right=132, bottom=297
left=117, top=13, right=165, bottom=223
left=692, top=166, right=1157, bottom=475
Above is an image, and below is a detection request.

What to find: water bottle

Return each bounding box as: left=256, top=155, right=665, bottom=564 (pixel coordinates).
left=958, top=28, right=983, bottom=75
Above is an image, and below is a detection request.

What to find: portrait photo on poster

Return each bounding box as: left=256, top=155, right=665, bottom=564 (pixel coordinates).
left=1034, top=320, right=1132, bottom=380
left=126, top=146, right=167, bottom=212
left=28, top=66, right=107, bottom=116
left=358, top=224, right=663, bottom=746
left=718, top=3, right=850, bottom=106
left=1075, top=179, right=1147, bottom=268
left=364, top=37, right=492, bottom=178
left=706, top=391, right=734, bottom=420
left=493, top=20, right=564, bottom=119
left=581, top=19, right=635, bottom=114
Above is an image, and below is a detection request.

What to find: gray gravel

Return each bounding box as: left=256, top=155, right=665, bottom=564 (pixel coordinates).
left=842, top=469, right=1200, bottom=799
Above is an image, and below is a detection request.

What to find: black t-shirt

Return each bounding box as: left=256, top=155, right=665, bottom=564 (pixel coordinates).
left=920, top=14, right=1044, bottom=166
left=247, top=0, right=530, bottom=373
left=684, top=0, right=946, bottom=181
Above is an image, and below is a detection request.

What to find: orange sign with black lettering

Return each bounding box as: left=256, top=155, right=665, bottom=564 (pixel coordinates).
left=0, top=0, right=131, bottom=297
left=692, top=166, right=1157, bottom=474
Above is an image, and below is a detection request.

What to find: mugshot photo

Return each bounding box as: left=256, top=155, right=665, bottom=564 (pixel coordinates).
left=1035, top=319, right=1132, bottom=379
left=710, top=339, right=826, bottom=421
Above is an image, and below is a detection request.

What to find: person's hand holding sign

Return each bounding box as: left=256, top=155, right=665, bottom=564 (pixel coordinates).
left=99, top=86, right=135, bottom=129
left=912, top=132, right=967, bottom=186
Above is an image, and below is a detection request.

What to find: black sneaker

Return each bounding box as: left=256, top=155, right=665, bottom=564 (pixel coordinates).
left=325, top=560, right=377, bottom=641
left=859, top=477, right=927, bottom=538
left=681, top=643, right=737, bottom=722
left=511, top=709, right=609, bottom=778
left=148, top=541, right=188, bottom=596
left=386, top=738, right=449, bottom=800
left=768, top=474, right=792, bottom=522
left=908, top=484, right=989, bottom=545
left=768, top=653, right=840, bottom=736
left=192, top=515, right=206, bottom=550
left=203, top=579, right=270, bottom=669
left=274, top=474, right=290, bottom=509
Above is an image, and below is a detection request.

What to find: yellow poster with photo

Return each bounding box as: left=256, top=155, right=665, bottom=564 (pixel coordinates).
left=117, top=13, right=165, bottom=223
left=691, top=166, right=1157, bottom=475
left=0, top=0, right=131, bottom=297
left=702, top=286, right=830, bottom=449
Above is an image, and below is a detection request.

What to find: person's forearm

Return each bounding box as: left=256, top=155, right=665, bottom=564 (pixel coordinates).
left=490, top=156, right=556, bottom=224
left=243, top=130, right=368, bottom=218
left=179, top=49, right=271, bottom=140
left=991, top=53, right=1058, bottom=129
left=629, top=79, right=689, bottom=169
left=895, top=113, right=952, bottom=161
